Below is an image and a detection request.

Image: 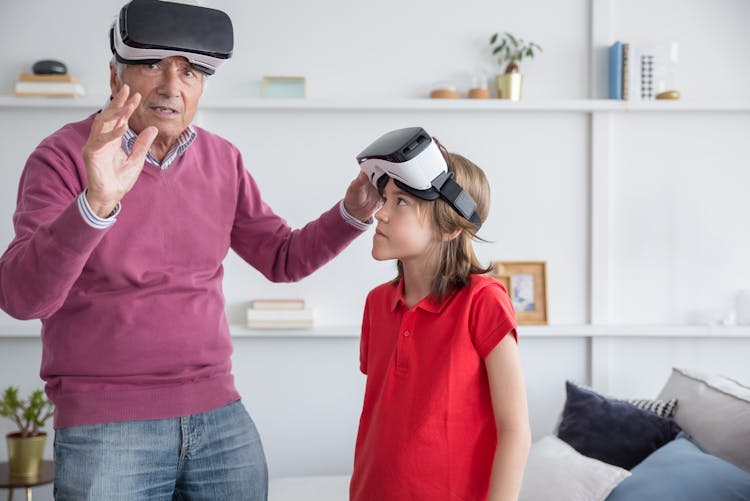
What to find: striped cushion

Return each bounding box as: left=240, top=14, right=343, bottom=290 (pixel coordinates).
left=625, top=398, right=678, bottom=418
left=573, top=382, right=679, bottom=418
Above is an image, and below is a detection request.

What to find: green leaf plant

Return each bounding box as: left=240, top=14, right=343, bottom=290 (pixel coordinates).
left=489, top=32, right=543, bottom=74
left=0, top=386, right=54, bottom=437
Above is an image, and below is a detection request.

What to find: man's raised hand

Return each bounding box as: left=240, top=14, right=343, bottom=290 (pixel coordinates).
left=82, top=84, right=158, bottom=218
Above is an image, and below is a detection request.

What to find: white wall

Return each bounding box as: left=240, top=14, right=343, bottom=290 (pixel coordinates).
left=1, top=1, right=749, bottom=498
left=0, top=0, right=589, bottom=100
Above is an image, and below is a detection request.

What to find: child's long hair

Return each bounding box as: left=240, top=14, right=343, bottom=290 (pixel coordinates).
left=394, top=139, right=492, bottom=300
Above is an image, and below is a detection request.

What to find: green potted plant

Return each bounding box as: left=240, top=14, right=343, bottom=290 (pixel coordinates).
left=489, top=32, right=543, bottom=100
left=0, top=386, right=54, bottom=479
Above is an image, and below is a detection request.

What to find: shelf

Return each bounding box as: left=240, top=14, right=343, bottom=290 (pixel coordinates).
left=4, top=322, right=747, bottom=339
left=230, top=325, right=358, bottom=338
left=519, top=324, right=750, bottom=338
left=233, top=324, right=750, bottom=339
left=1, top=95, right=749, bottom=113
left=0, top=322, right=359, bottom=339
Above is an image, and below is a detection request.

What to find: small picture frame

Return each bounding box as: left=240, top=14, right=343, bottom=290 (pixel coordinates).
left=261, top=76, right=306, bottom=98
left=492, top=261, right=548, bottom=325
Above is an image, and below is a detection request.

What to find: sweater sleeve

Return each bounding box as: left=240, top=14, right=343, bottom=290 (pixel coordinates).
left=0, top=138, right=108, bottom=320
left=229, top=155, right=366, bottom=283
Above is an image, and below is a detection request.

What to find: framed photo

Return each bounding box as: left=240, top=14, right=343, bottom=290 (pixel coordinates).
left=492, top=261, right=548, bottom=325
left=261, top=76, right=306, bottom=98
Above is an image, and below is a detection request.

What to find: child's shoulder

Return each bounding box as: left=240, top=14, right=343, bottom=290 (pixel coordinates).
left=461, top=274, right=514, bottom=313
left=467, top=274, right=507, bottom=296
left=465, top=274, right=516, bottom=327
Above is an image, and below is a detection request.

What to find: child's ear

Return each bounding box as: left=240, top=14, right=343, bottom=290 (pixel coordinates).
left=442, top=228, right=462, bottom=242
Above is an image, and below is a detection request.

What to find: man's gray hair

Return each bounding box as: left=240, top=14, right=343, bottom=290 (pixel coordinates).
left=111, top=57, right=125, bottom=81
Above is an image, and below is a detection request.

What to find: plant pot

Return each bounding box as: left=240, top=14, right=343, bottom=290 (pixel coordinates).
left=6, top=432, right=47, bottom=479
left=496, top=73, right=523, bottom=100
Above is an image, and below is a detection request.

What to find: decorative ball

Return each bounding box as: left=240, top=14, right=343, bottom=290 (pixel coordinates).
left=32, top=60, right=68, bottom=75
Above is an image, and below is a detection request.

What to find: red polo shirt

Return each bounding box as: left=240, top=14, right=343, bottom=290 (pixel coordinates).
left=350, top=274, right=517, bottom=501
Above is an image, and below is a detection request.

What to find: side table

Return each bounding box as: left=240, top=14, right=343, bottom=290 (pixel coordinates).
left=0, top=461, right=54, bottom=501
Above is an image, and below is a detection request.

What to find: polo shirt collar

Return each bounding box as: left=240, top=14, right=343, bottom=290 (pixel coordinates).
left=391, top=278, right=456, bottom=314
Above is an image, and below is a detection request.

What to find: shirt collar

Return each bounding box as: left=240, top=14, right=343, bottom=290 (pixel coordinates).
left=391, top=278, right=456, bottom=314
left=121, top=125, right=197, bottom=169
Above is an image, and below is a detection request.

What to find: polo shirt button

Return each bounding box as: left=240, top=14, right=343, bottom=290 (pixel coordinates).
left=403, top=331, right=410, bottom=337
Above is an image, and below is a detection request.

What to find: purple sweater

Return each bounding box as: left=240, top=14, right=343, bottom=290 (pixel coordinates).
left=0, top=114, right=363, bottom=428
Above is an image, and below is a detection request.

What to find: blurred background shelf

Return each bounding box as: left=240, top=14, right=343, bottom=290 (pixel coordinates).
left=1, top=96, right=750, bottom=112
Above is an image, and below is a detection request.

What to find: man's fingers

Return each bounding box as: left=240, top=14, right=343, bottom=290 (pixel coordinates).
left=122, top=92, right=142, bottom=117
left=128, top=126, right=158, bottom=165
left=94, top=89, right=141, bottom=134
left=92, top=122, right=130, bottom=148
left=111, top=84, right=131, bottom=107
left=87, top=90, right=142, bottom=149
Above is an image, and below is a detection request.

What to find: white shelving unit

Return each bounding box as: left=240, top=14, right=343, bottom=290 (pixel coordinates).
left=233, top=324, right=750, bottom=339
left=2, top=95, right=750, bottom=113
left=1, top=1, right=748, bottom=383
left=0, top=93, right=748, bottom=348
left=2, top=1, right=749, bottom=483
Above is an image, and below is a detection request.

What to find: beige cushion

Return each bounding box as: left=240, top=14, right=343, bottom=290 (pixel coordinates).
left=520, top=435, right=630, bottom=501
left=657, top=367, right=750, bottom=472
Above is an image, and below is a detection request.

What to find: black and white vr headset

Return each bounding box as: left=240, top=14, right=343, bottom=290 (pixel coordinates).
left=357, top=127, right=482, bottom=227
left=110, top=0, right=233, bottom=75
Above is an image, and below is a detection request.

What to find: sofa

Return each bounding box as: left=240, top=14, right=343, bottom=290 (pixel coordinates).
left=521, top=368, right=750, bottom=501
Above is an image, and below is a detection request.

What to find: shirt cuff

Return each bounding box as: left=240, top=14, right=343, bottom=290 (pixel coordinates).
left=339, top=200, right=373, bottom=231
left=77, top=190, right=120, bottom=229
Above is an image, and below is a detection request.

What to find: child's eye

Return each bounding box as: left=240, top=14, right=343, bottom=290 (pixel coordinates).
left=396, top=197, right=408, bottom=206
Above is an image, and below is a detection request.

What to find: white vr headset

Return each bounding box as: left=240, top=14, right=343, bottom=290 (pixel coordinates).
left=357, top=127, right=482, bottom=227
left=110, top=0, right=233, bottom=75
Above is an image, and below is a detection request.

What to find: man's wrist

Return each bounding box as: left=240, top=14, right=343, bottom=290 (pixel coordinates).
left=85, top=190, right=118, bottom=218
left=78, top=190, right=120, bottom=229
left=339, top=200, right=372, bottom=230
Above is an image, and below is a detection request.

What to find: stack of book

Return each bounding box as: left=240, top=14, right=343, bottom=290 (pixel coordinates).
left=608, top=41, right=657, bottom=101
left=246, top=299, right=314, bottom=329
left=14, top=73, right=86, bottom=97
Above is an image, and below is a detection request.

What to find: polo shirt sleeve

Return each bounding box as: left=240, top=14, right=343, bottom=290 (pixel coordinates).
left=470, top=281, right=518, bottom=359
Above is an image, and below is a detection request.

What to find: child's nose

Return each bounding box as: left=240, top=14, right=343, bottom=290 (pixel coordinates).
left=374, top=206, right=388, bottom=222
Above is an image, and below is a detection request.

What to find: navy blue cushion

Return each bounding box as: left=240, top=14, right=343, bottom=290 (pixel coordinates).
left=606, top=434, right=750, bottom=501
left=557, top=381, right=681, bottom=469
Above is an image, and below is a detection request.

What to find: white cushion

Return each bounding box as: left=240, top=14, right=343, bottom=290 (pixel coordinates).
left=657, top=367, right=750, bottom=472
left=269, top=475, right=349, bottom=501
left=519, top=435, right=630, bottom=501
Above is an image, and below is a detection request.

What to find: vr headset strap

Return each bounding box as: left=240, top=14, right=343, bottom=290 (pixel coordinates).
left=431, top=171, right=482, bottom=227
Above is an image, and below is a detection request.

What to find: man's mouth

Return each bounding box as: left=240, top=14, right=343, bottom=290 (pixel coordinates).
left=150, top=105, right=179, bottom=115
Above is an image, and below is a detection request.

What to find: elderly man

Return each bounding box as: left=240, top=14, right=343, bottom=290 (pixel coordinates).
left=0, top=1, right=380, bottom=499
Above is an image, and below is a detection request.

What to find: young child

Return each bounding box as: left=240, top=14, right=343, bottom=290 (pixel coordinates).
left=350, top=130, right=531, bottom=501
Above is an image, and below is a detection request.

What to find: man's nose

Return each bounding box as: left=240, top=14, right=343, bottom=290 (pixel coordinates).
left=157, top=67, right=181, bottom=97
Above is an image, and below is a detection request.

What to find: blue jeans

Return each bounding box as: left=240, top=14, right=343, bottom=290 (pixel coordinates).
left=53, top=400, right=268, bottom=500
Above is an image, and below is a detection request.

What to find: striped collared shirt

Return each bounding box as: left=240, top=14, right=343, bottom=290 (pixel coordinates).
left=122, top=126, right=197, bottom=170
